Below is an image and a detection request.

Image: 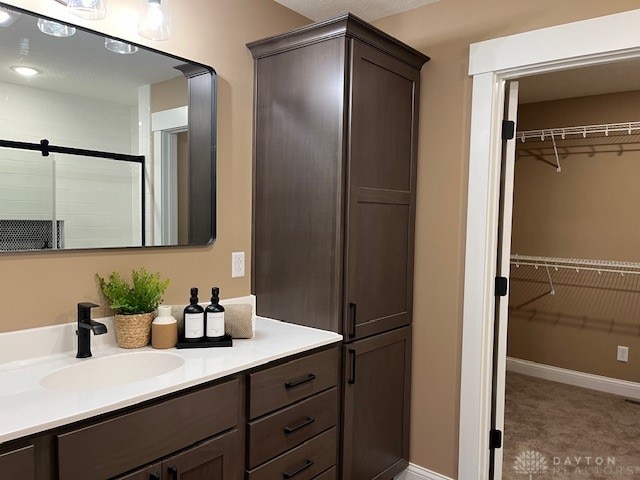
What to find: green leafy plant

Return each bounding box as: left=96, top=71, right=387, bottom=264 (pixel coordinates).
left=97, top=268, right=170, bottom=315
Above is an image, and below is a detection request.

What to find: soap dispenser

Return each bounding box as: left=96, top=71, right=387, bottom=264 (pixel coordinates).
left=183, top=288, right=204, bottom=342
left=205, top=287, right=225, bottom=340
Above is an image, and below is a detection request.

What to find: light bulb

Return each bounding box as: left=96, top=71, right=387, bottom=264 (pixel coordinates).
left=138, top=0, right=171, bottom=41
left=11, top=66, right=41, bottom=77
left=146, top=2, right=163, bottom=30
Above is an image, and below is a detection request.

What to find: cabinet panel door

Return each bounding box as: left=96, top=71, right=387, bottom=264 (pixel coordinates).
left=253, top=36, right=346, bottom=333
left=342, top=327, right=411, bottom=480
left=162, top=429, right=239, bottom=480
left=0, top=445, right=35, bottom=480
left=345, top=40, right=421, bottom=341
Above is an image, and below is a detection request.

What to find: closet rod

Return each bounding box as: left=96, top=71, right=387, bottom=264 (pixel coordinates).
left=517, top=121, right=640, bottom=143
left=510, top=254, right=640, bottom=276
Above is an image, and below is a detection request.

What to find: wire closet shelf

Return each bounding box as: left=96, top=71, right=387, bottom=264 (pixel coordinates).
left=517, top=121, right=640, bottom=143
left=510, top=255, right=640, bottom=277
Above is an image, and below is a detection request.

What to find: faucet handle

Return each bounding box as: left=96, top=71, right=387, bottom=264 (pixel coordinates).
left=77, top=302, right=99, bottom=321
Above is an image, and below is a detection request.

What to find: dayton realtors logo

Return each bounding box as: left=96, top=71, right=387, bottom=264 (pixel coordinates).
left=513, top=450, right=548, bottom=479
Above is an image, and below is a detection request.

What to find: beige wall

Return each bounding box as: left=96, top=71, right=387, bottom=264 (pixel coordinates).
left=507, top=91, right=640, bottom=384
left=3, top=1, right=640, bottom=478
left=373, top=1, right=639, bottom=477
left=0, top=0, right=308, bottom=328
left=150, top=75, right=188, bottom=113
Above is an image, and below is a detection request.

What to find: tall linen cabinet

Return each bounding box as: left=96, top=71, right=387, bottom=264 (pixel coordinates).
left=248, top=14, right=429, bottom=480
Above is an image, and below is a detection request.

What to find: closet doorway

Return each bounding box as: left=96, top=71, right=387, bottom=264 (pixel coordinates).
left=498, top=61, right=640, bottom=479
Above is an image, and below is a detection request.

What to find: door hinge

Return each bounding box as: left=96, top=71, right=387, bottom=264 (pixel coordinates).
left=502, top=120, right=515, bottom=140
left=489, top=429, right=503, bottom=449
left=495, top=277, right=508, bottom=297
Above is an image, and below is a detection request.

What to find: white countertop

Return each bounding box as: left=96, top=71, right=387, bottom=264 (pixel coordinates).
left=0, top=314, right=342, bottom=444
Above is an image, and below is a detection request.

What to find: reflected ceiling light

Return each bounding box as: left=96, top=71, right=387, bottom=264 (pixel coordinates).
left=11, top=66, right=41, bottom=77
left=37, top=18, right=76, bottom=37
left=104, top=38, right=138, bottom=55
left=138, top=0, right=171, bottom=41
left=66, top=0, right=107, bottom=20
left=0, top=8, right=21, bottom=27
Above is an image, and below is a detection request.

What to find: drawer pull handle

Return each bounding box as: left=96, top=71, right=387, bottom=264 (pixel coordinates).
left=285, top=373, right=316, bottom=389
left=348, top=349, right=356, bottom=385
left=349, top=302, right=357, bottom=338
left=168, top=465, right=179, bottom=480
left=284, top=416, right=315, bottom=434
left=283, top=459, right=314, bottom=479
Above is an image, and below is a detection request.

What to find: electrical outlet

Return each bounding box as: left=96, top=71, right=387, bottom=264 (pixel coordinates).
left=617, top=345, right=629, bottom=363
left=232, top=252, right=245, bottom=278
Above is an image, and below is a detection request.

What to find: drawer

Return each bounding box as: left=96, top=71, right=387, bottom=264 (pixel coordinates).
left=248, top=388, right=338, bottom=468
left=313, top=466, right=337, bottom=480
left=57, top=378, right=239, bottom=480
left=0, top=445, right=35, bottom=480
left=247, top=427, right=336, bottom=480
left=248, top=347, right=339, bottom=419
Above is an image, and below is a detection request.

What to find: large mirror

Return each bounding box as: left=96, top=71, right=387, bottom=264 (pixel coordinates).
left=0, top=2, right=216, bottom=251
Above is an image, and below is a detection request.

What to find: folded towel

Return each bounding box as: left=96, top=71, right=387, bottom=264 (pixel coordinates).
left=224, top=303, right=254, bottom=339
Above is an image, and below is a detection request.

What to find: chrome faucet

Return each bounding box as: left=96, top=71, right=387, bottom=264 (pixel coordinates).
left=76, top=302, right=107, bottom=358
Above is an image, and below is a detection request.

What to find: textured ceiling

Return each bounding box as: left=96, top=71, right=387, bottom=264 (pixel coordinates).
left=519, top=59, right=640, bottom=104
left=274, top=0, right=442, bottom=22
left=0, top=6, right=187, bottom=106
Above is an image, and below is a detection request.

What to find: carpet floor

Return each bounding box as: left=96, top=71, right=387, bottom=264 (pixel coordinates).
left=503, top=372, right=640, bottom=479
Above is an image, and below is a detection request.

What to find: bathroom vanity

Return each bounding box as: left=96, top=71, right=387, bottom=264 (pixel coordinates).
left=0, top=316, right=341, bottom=480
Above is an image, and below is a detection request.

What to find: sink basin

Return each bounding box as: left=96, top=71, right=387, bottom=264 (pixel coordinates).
left=40, top=352, right=184, bottom=391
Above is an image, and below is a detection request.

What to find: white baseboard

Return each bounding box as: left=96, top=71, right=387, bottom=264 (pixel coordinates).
left=395, top=463, right=454, bottom=480
left=507, top=357, right=640, bottom=400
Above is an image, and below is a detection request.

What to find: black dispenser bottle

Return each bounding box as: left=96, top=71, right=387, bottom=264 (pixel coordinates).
left=183, top=288, right=204, bottom=342
left=205, top=287, right=225, bottom=340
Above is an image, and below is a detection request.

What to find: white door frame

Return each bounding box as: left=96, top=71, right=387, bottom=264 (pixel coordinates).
left=151, top=106, right=188, bottom=245
left=459, top=8, right=640, bottom=479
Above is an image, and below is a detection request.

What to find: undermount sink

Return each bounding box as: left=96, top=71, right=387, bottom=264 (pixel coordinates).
left=40, top=352, right=185, bottom=391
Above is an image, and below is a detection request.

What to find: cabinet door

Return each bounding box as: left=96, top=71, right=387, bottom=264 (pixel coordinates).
left=115, top=463, right=161, bottom=480
left=344, top=40, right=421, bottom=341
left=0, top=445, right=35, bottom=480
left=342, top=327, right=411, bottom=480
left=162, top=429, right=239, bottom=480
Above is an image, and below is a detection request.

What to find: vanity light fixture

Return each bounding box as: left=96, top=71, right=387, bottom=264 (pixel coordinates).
left=104, top=38, right=138, bottom=54
left=137, top=0, right=171, bottom=41
left=0, top=7, right=21, bottom=27
left=37, top=18, right=76, bottom=37
left=65, top=0, right=107, bottom=20
left=10, top=66, right=41, bottom=77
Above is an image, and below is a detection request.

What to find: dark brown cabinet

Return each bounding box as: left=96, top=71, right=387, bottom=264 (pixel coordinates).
left=0, top=445, right=35, bottom=480
left=248, top=14, right=428, bottom=480
left=342, top=327, right=412, bottom=480
left=246, top=347, right=340, bottom=480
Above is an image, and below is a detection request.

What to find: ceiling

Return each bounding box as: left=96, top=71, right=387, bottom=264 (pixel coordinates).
left=519, top=59, right=640, bottom=104
left=0, top=6, right=187, bottom=106
left=274, top=0, right=442, bottom=22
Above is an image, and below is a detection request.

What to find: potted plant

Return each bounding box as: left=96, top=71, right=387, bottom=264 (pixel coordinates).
left=97, top=268, right=170, bottom=348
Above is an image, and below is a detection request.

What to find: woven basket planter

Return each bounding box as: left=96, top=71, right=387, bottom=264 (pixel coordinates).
left=114, top=312, right=154, bottom=348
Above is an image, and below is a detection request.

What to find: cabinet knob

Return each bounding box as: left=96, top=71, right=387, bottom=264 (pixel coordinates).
left=150, top=474, right=161, bottom=480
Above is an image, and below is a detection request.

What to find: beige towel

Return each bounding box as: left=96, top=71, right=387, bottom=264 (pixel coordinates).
left=224, top=304, right=254, bottom=339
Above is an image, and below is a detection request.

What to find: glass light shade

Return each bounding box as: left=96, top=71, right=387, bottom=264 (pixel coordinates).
left=104, top=38, right=139, bottom=55
left=0, top=8, right=20, bottom=27
left=37, top=19, right=76, bottom=37
left=138, top=0, right=171, bottom=41
left=67, top=0, right=107, bottom=20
